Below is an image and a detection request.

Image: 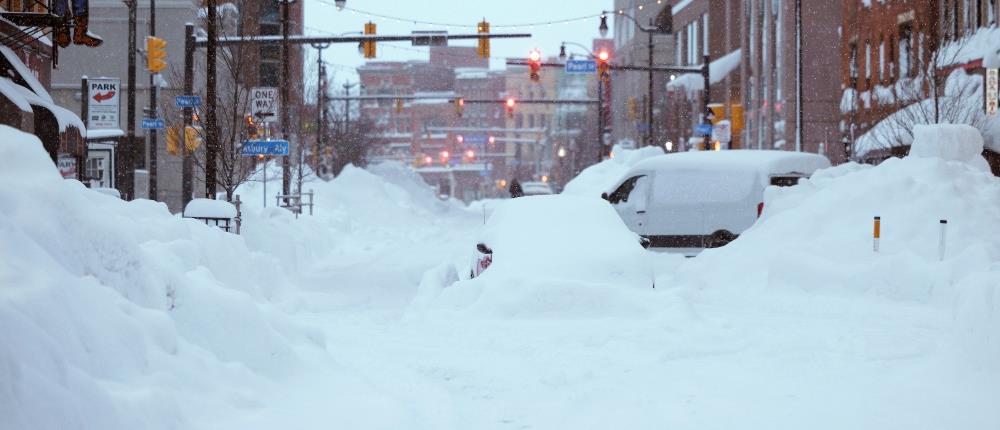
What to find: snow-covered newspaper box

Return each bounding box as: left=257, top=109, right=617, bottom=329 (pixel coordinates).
left=183, top=197, right=242, bottom=234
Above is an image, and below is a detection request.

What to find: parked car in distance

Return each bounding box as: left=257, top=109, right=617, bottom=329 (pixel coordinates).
left=520, top=181, right=554, bottom=196
left=603, top=150, right=830, bottom=253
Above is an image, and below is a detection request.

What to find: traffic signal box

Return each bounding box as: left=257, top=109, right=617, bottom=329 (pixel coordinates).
left=528, top=49, right=541, bottom=82
left=477, top=20, right=490, bottom=59
left=455, top=98, right=464, bottom=117
left=146, top=36, right=168, bottom=73
left=505, top=97, right=515, bottom=118
left=362, top=22, right=376, bottom=59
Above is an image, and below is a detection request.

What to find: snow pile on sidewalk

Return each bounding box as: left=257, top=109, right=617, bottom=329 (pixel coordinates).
left=678, top=124, right=1000, bottom=366
left=0, top=125, right=475, bottom=429
left=561, top=144, right=664, bottom=197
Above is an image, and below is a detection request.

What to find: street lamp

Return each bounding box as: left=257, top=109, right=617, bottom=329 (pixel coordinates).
left=557, top=147, right=567, bottom=158
left=599, top=8, right=672, bottom=149
left=334, top=0, right=346, bottom=10
left=559, top=43, right=566, bottom=61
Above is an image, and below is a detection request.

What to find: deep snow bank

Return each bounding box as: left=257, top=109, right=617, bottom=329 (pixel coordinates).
left=677, top=125, right=1000, bottom=366
left=0, top=126, right=468, bottom=429
left=562, top=144, right=664, bottom=197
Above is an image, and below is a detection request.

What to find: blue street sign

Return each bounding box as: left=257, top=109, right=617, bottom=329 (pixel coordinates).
left=175, top=95, right=202, bottom=108
left=695, top=123, right=713, bottom=136
left=241, top=140, right=289, bottom=157
left=565, top=59, right=597, bottom=74
left=464, top=134, right=489, bottom=145
left=141, top=118, right=165, bottom=129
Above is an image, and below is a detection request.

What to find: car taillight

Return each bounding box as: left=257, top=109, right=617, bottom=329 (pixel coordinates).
left=757, top=202, right=764, bottom=218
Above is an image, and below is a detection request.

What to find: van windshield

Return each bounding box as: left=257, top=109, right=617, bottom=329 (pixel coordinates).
left=654, top=169, right=758, bottom=203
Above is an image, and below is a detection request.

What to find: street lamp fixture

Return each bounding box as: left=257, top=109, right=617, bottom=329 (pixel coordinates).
left=557, top=147, right=567, bottom=158
left=598, top=15, right=609, bottom=37
left=558, top=43, right=566, bottom=61
left=334, top=0, right=346, bottom=10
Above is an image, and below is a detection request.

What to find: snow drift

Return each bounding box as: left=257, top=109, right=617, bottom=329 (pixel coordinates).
left=676, top=125, right=1000, bottom=367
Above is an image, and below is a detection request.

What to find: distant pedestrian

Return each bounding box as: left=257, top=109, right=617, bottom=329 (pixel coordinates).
left=509, top=179, right=524, bottom=198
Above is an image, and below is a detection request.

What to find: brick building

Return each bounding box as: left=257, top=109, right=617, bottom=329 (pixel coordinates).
left=841, top=0, right=1000, bottom=174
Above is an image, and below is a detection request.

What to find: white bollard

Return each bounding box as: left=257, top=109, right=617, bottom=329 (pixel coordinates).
left=938, top=219, right=948, bottom=261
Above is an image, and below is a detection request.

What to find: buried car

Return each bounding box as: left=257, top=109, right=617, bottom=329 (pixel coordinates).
left=469, top=195, right=654, bottom=288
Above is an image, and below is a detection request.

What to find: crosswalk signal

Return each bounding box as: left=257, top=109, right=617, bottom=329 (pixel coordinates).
left=528, top=49, right=542, bottom=82
left=362, top=22, right=377, bottom=59
left=245, top=114, right=258, bottom=138
left=145, top=36, right=168, bottom=73
left=455, top=97, right=464, bottom=117
left=477, top=20, right=490, bottom=59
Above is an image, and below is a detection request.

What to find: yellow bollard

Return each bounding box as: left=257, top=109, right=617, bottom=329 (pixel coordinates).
left=873, top=216, right=881, bottom=252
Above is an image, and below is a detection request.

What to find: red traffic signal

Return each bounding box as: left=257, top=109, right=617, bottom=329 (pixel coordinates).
left=505, top=97, right=516, bottom=117
left=596, top=49, right=610, bottom=75
left=528, top=49, right=542, bottom=82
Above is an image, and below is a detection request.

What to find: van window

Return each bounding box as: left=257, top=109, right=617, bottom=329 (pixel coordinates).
left=654, top=170, right=756, bottom=203
left=608, top=175, right=646, bottom=204
left=770, top=175, right=802, bottom=187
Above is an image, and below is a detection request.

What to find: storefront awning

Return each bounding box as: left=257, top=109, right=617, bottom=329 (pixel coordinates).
left=0, top=46, right=86, bottom=135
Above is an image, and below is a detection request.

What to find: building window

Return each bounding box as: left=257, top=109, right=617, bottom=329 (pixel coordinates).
left=675, top=32, right=683, bottom=65
left=849, top=42, right=858, bottom=83
left=865, top=41, right=872, bottom=80
left=702, top=14, right=709, bottom=56
left=898, top=25, right=913, bottom=78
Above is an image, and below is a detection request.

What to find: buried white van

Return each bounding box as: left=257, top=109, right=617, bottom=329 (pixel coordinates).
left=603, top=150, right=830, bottom=252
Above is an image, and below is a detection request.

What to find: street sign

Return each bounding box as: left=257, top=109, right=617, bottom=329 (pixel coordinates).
left=463, top=134, right=489, bottom=145
left=565, top=59, right=597, bottom=74
left=250, top=87, right=279, bottom=123
left=695, top=123, right=713, bottom=136
left=412, top=30, right=448, bottom=46
left=175, top=95, right=202, bottom=108
left=712, top=120, right=732, bottom=143
left=87, top=78, right=121, bottom=129
left=141, top=118, right=165, bottom=129
left=241, top=139, right=289, bottom=157
left=986, top=68, right=998, bottom=116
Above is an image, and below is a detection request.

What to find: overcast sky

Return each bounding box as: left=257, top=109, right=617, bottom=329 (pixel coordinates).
left=302, top=0, right=613, bottom=85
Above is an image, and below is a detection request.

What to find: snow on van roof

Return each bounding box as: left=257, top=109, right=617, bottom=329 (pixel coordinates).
left=630, top=150, right=831, bottom=175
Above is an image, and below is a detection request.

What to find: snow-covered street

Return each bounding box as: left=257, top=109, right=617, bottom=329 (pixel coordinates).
left=2, top=124, right=1000, bottom=429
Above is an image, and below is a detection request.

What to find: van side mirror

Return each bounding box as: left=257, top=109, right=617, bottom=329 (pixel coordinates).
left=601, top=192, right=609, bottom=201
left=476, top=243, right=493, bottom=254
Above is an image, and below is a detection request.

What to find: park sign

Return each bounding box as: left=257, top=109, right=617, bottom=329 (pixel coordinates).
left=87, top=78, right=120, bottom=129
left=565, top=59, right=597, bottom=74
left=250, top=87, right=279, bottom=123
left=241, top=139, right=289, bottom=157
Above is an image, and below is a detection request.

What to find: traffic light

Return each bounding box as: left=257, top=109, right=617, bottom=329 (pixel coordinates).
left=708, top=103, right=726, bottom=124
left=456, top=134, right=464, bottom=144
left=455, top=97, right=464, bottom=117
left=488, top=135, right=496, bottom=145
left=477, top=20, right=490, bottom=59
left=245, top=114, right=258, bottom=138
left=528, top=49, right=542, bottom=82
left=166, top=126, right=180, bottom=155
left=626, top=96, right=638, bottom=120
left=465, top=149, right=475, bottom=160
left=395, top=98, right=404, bottom=113
left=145, top=36, right=168, bottom=73
left=596, top=49, right=610, bottom=75
left=505, top=97, right=515, bottom=118
left=362, top=22, right=376, bottom=59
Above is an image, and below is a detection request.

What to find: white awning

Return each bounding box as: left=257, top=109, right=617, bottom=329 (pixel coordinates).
left=667, top=49, right=742, bottom=95
left=1, top=77, right=86, bottom=133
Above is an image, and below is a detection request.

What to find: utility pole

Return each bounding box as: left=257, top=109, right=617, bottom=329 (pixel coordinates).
left=795, top=0, right=803, bottom=152
left=147, top=0, right=157, bottom=200
left=183, top=23, right=194, bottom=208
left=312, top=43, right=329, bottom=177
left=125, top=0, right=137, bottom=200
left=205, top=0, right=218, bottom=198
left=647, top=27, right=654, bottom=148
left=596, top=71, right=604, bottom=163
left=279, top=0, right=293, bottom=198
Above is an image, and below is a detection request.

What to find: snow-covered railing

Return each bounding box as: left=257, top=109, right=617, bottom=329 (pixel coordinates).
left=183, top=196, right=242, bottom=234
left=275, top=190, right=313, bottom=218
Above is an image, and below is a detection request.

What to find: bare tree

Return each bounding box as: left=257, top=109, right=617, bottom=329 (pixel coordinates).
left=858, top=36, right=985, bottom=158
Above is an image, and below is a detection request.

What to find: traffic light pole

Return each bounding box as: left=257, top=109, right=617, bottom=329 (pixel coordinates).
left=647, top=29, right=654, bottom=148
left=125, top=0, right=137, bottom=200
left=280, top=0, right=291, bottom=199
left=311, top=42, right=328, bottom=176
left=148, top=0, right=157, bottom=200
left=205, top=0, right=218, bottom=199
left=597, top=70, right=605, bottom=164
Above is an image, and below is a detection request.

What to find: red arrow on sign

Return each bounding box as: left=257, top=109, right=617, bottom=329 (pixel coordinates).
left=92, top=91, right=116, bottom=102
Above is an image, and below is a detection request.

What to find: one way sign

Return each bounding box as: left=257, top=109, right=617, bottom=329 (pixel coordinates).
left=250, top=87, right=279, bottom=123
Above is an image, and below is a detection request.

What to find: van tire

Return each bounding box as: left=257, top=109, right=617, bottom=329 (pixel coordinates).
left=706, top=230, right=737, bottom=248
